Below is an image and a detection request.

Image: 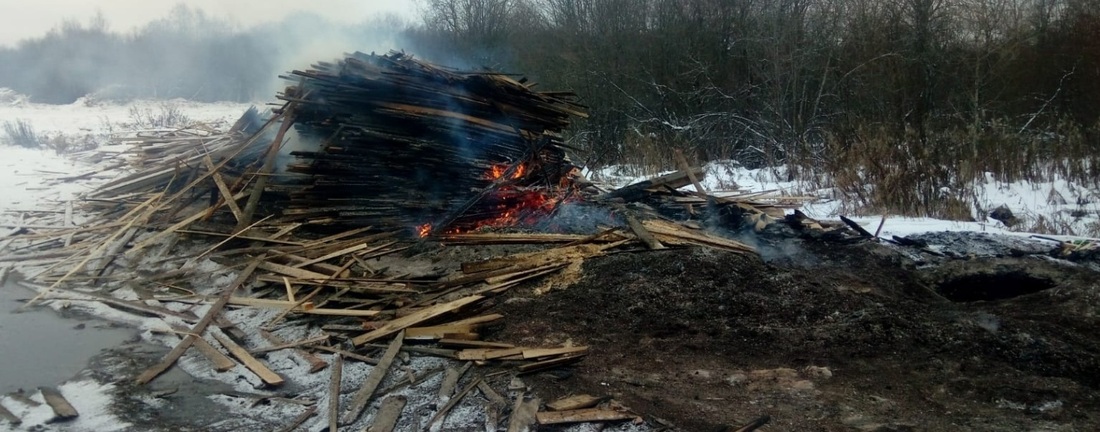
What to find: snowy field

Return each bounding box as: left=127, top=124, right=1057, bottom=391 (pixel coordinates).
left=0, top=95, right=1096, bottom=430
left=589, top=160, right=1100, bottom=241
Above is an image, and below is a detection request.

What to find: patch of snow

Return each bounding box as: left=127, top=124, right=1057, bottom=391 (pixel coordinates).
left=1, top=379, right=129, bottom=431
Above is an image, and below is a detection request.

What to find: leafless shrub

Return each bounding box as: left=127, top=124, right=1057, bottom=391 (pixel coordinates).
left=2, top=119, right=40, bottom=148
left=128, top=102, right=192, bottom=129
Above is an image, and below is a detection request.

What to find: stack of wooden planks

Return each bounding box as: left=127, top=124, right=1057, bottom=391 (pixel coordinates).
left=274, top=51, right=588, bottom=234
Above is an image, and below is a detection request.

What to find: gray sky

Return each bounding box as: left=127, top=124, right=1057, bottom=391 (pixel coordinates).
left=0, top=0, right=418, bottom=47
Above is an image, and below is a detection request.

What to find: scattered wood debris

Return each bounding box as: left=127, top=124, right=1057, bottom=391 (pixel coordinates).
left=0, top=52, right=842, bottom=431
left=39, top=387, right=78, bottom=422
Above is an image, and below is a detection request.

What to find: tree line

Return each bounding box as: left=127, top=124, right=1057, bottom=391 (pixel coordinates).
left=3, top=1, right=1098, bottom=217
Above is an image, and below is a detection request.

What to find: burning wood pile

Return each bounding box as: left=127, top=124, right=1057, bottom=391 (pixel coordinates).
left=0, top=53, right=807, bottom=430
left=273, top=51, right=587, bottom=236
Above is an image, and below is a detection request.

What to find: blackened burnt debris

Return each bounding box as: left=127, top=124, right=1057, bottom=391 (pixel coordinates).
left=272, top=51, right=588, bottom=235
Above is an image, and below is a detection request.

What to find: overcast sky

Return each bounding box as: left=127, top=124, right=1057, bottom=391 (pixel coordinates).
left=0, top=0, right=418, bottom=47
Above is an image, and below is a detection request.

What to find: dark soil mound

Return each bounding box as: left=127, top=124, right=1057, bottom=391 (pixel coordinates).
left=493, top=240, right=1100, bottom=431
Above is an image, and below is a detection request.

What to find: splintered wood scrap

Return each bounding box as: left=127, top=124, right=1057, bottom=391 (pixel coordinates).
left=476, top=381, right=508, bottom=408
left=406, top=324, right=481, bottom=341
left=275, top=406, right=317, bottom=432
left=535, top=408, right=636, bottom=425
left=546, top=394, right=603, bottom=411
left=248, top=334, right=329, bottom=355
left=39, top=387, right=78, bottom=421
left=260, top=329, right=328, bottom=373
left=223, top=296, right=380, bottom=318
left=256, top=261, right=332, bottom=281
left=456, top=347, right=525, bottom=361
left=327, top=354, right=342, bottom=432
left=642, top=219, right=755, bottom=254
left=308, top=345, right=377, bottom=365
left=517, top=353, right=587, bottom=374
left=438, top=363, right=472, bottom=402
left=840, top=215, right=875, bottom=238
left=506, top=395, right=540, bottom=432
left=522, top=346, right=589, bottom=360
left=425, top=377, right=483, bottom=430
left=624, top=214, right=665, bottom=250
left=135, top=258, right=262, bottom=385
left=351, top=296, right=484, bottom=346
left=342, top=331, right=404, bottom=425
left=168, top=324, right=236, bottom=372
left=365, top=395, right=407, bottom=432
left=212, top=333, right=285, bottom=387
left=441, top=339, right=515, bottom=349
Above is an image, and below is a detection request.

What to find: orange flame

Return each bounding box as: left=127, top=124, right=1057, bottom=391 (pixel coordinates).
left=417, top=223, right=431, bottom=238
left=485, top=163, right=526, bottom=181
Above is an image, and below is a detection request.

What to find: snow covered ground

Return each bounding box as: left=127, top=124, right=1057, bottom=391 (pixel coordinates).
left=589, top=159, right=1100, bottom=241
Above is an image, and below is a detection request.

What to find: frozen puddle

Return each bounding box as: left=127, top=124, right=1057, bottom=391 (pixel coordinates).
left=0, top=279, right=135, bottom=395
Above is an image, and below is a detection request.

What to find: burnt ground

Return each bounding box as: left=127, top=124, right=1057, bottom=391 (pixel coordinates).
left=489, top=235, right=1100, bottom=431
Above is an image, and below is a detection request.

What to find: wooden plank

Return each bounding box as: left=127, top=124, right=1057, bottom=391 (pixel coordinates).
left=169, top=324, right=236, bottom=372
left=260, top=329, right=327, bottom=373
left=464, top=347, right=525, bottom=361
left=425, top=377, right=482, bottom=429
left=673, top=149, right=707, bottom=194
left=522, top=346, right=589, bottom=359
left=292, top=242, right=372, bottom=268
left=405, top=324, right=477, bottom=340
left=441, top=339, right=515, bottom=349
left=643, top=219, right=755, bottom=253
left=517, top=354, right=586, bottom=374
left=192, top=336, right=237, bottom=372
left=202, top=154, right=243, bottom=222
left=237, top=106, right=296, bottom=232
left=257, top=261, right=332, bottom=280
left=213, top=334, right=285, bottom=387
left=546, top=394, right=603, bottom=411
left=275, top=406, right=317, bottom=432
left=342, top=331, right=404, bottom=424
left=477, top=381, right=507, bottom=408
left=0, top=400, right=21, bottom=425
left=625, top=214, right=665, bottom=250
left=840, top=215, right=874, bottom=238
left=224, top=296, right=380, bottom=317
left=535, top=408, right=635, bottom=425
left=506, top=396, right=539, bottom=432
left=249, top=335, right=329, bottom=355
left=39, top=387, right=78, bottom=421
left=327, top=354, right=342, bottom=432
left=351, top=296, right=483, bottom=346
left=135, top=258, right=261, bottom=385
left=365, top=395, right=407, bottom=432
left=308, top=345, right=377, bottom=365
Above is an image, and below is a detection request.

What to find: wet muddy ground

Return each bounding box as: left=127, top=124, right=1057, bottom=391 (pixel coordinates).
left=0, top=279, right=136, bottom=395
left=490, top=233, right=1100, bottom=431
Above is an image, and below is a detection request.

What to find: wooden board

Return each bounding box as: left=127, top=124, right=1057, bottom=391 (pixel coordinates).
left=351, top=296, right=483, bottom=346
left=535, top=408, right=635, bottom=425
left=365, top=395, right=407, bottom=432
left=39, top=387, right=78, bottom=422
left=342, top=331, right=404, bottom=424
left=213, top=334, right=285, bottom=386
left=546, top=394, right=603, bottom=411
